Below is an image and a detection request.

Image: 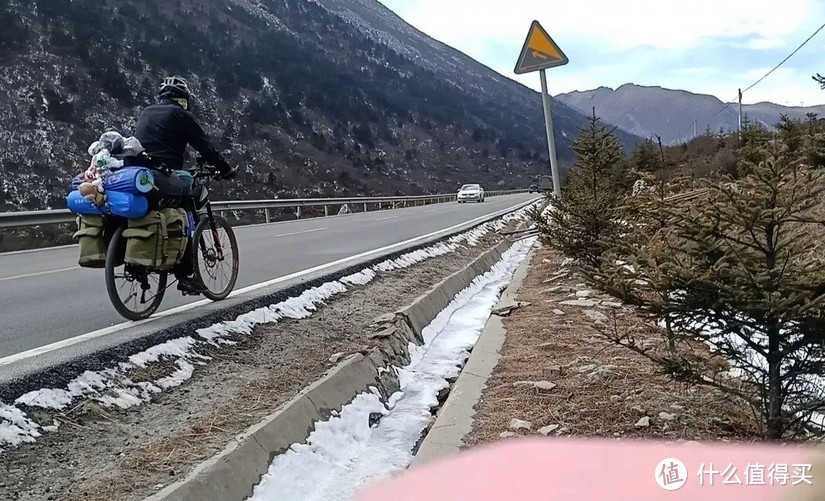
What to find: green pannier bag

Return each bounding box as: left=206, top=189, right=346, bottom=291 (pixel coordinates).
left=72, top=215, right=107, bottom=268
left=123, top=208, right=189, bottom=271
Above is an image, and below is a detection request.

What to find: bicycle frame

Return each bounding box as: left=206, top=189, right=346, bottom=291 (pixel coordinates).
left=191, top=172, right=227, bottom=263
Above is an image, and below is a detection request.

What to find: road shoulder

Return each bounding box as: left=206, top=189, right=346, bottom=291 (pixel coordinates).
left=415, top=242, right=758, bottom=464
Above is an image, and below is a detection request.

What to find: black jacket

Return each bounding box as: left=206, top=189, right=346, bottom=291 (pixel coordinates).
left=134, top=98, right=227, bottom=172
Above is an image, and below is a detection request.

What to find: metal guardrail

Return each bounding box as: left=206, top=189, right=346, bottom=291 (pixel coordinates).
left=0, top=190, right=530, bottom=229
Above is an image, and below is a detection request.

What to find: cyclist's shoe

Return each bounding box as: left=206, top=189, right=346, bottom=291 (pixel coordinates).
left=177, top=276, right=205, bottom=296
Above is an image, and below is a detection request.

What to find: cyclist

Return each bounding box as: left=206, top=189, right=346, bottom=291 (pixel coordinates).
left=134, top=75, right=237, bottom=295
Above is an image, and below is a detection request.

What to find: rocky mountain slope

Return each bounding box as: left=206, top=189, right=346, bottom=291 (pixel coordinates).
left=0, top=0, right=639, bottom=212
left=556, top=83, right=825, bottom=144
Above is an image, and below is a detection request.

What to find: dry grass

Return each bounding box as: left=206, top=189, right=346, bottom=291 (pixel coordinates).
left=465, top=246, right=761, bottom=447
left=64, top=353, right=330, bottom=501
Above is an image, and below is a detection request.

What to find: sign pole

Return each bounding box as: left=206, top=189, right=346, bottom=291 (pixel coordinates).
left=539, top=69, right=561, bottom=197
left=513, top=20, right=568, bottom=198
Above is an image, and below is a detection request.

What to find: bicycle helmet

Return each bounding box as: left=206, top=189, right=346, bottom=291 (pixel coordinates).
left=158, top=76, right=193, bottom=100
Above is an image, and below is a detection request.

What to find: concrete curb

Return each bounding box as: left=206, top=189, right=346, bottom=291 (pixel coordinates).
left=145, top=236, right=518, bottom=501
left=410, top=240, right=538, bottom=467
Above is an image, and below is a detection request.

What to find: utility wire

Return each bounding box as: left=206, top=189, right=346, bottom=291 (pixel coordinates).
left=673, top=21, right=825, bottom=143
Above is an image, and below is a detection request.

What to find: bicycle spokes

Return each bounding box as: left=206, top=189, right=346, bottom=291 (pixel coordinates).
left=114, top=268, right=164, bottom=310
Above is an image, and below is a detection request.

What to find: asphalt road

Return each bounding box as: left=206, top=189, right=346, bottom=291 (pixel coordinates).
left=0, top=195, right=535, bottom=359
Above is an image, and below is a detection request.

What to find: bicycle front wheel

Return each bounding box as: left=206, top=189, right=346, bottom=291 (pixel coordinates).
left=193, top=214, right=239, bottom=301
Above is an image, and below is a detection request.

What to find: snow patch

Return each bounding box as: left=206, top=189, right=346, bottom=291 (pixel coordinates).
left=247, top=237, right=537, bottom=500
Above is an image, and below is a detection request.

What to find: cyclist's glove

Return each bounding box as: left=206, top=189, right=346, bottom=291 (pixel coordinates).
left=214, top=157, right=237, bottom=180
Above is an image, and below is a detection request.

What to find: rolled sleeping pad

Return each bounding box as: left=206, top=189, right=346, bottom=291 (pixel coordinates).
left=67, top=189, right=104, bottom=215
left=103, top=166, right=156, bottom=194
left=106, top=190, right=149, bottom=218
left=66, top=189, right=149, bottom=219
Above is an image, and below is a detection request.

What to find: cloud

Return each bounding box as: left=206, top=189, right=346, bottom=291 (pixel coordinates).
left=384, top=0, right=815, bottom=52
left=378, top=0, right=825, bottom=105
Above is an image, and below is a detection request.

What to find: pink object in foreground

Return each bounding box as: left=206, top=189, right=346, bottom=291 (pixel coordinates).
left=355, top=437, right=825, bottom=500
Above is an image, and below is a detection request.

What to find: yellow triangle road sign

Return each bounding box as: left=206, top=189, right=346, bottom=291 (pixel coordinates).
left=514, top=20, right=569, bottom=74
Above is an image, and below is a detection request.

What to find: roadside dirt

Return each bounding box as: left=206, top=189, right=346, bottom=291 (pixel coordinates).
left=464, top=244, right=760, bottom=449
left=0, top=231, right=507, bottom=501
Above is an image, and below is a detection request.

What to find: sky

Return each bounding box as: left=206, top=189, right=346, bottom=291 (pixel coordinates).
left=376, top=0, right=825, bottom=106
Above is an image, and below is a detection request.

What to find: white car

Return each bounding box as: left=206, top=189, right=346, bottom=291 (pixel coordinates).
left=457, top=184, right=485, bottom=203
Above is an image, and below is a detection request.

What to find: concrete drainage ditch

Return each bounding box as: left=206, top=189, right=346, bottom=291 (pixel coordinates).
left=146, top=231, right=534, bottom=501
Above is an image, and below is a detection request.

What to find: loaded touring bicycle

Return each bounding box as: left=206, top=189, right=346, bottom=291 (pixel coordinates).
left=68, top=133, right=239, bottom=321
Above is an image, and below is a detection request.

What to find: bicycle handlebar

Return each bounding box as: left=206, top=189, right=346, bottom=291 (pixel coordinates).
left=194, top=157, right=237, bottom=180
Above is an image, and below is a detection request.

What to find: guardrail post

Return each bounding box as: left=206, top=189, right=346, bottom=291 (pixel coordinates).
left=265, top=208, right=271, bottom=224
left=324, top=205, right=329, bottom=217
left=296, top=207, right=301, bottom=219
left=363, top=202, right=367, bottom=213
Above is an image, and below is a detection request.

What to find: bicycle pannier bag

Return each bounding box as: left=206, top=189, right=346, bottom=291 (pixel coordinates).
left=122, top=208, right=189, bottom=270
left=72, top=215, right=107, bottom=268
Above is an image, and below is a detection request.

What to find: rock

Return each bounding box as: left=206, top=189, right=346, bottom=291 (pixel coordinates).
left=542, top=366, right=562, bottom=377
left=492, top=302, right=530, bottom=317
left=513, top=380, right=557, bottom=392
left=575, top=290, right=595, bottom=298
left=369, top=327, right=395, bottom=339
left=509, top=418, right=533, bottom=431
left=670, top=404, right=684, bottom=410
left=585, top=365, right=618, bottom=382
left=538, top=424, right=560, bottom=435
left=635, top=416, right=650, bottom=427
left=372, top=313, right=396, bottom=325
left=499, top=431, right=517, bottom=438
left=658, top=412, right=676, bottom=421
left=603, top=301, right=623, bottom=308
left=328, top=352, right=345, bottom=364
left=583, top=309, right=609, bottom=323
left=552, top=309, right=565, bottom=315
left=559, top=298, right=599, bottom=307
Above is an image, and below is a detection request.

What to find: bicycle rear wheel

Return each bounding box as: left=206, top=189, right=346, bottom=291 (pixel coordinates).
left=104, top=225, right=168, bottom=320
left=193, top=214, right=239, bottom=301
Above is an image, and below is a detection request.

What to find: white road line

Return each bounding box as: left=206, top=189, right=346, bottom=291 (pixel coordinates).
left=273, top=227, right=327, bottom=238
left=374, top=216, right=399, bottom=221
left=0, top=266, right=81, bottom=282
left=0, top=244, right=77, bottom=256
left=0, top=230, right=326, bottom=282
left=0, top=198, right=536, bottom=367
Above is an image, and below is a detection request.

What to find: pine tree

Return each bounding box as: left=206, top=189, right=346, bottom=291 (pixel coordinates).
left=533, top=113, right=631, bottom=269
left=595, top=136, right=825, bottom=439
left=802, top=113, right=825, bottom=168
left=630, top=138, right=659, bottom=174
